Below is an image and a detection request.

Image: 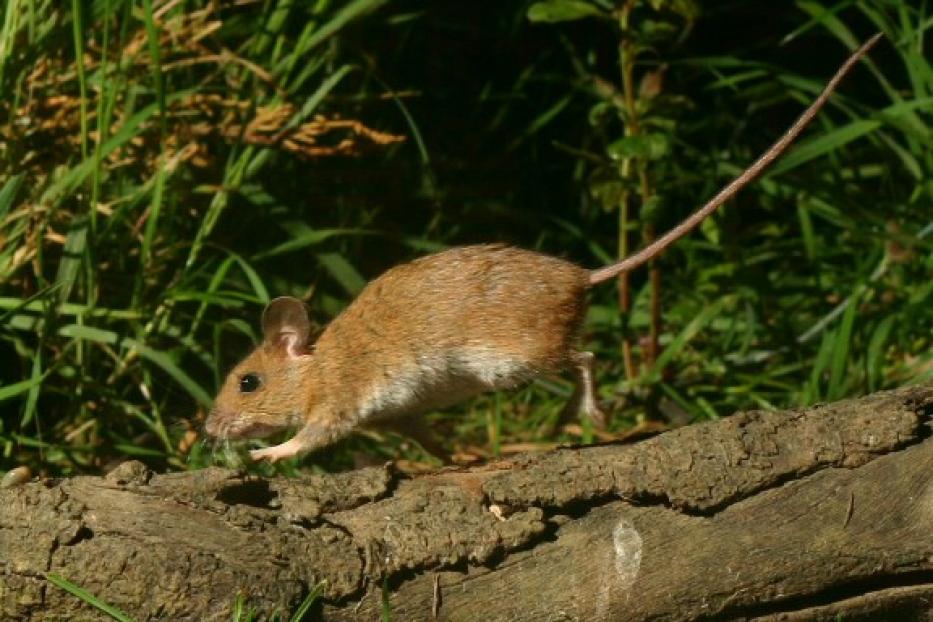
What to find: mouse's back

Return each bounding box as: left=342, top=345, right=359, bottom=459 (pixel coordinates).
left=312, top=244, right=590, bottom=420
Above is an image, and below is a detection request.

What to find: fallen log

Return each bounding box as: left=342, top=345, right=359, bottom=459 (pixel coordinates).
left=2, top=384, right=931, bottom=621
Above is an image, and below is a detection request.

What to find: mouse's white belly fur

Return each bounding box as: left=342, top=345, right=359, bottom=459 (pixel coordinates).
left=355, top=346, right=534, bottom=423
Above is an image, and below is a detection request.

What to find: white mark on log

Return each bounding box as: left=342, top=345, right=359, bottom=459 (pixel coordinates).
left=594, top=516, right=643, bottom=617
left=613, top=518, right=642, bottom=589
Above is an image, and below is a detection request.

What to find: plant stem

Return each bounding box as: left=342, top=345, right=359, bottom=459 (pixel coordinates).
left=617, top=0, right=661, bottom=375
left=616, top=0, right=637, bottom=381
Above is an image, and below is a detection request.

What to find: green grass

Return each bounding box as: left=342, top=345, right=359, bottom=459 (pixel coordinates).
left=47, top=572, right=325, bottom=621
left=46, top=573, right=137, bottom=622
left=0, top=1, right=929, bottom=481
left=0, top=2, right=929, bottom=617
left=381, top=577, right=392, bottom=622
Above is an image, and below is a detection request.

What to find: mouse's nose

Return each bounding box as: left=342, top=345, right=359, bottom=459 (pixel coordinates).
left=204, top=409, right=230, bottom=438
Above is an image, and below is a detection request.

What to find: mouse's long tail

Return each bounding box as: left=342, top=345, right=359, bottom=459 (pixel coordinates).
left=588, top=32, right=883, bottom=287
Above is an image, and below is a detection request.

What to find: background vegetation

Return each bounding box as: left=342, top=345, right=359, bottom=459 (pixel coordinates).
left=0, top=0, right=930, bottom=477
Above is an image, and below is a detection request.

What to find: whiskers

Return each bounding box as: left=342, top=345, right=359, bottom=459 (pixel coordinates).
left=197, top=436, right=249, bottom=468
left=180, top=418, right=250, bottom=468
left=216, top=437, right=244, bottom=466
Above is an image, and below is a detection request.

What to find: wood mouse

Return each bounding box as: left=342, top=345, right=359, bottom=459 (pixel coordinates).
left=205, top=35, right=882, bottom=463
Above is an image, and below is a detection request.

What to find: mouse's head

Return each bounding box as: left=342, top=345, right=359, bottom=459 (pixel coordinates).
left=205, top=297, right=316, bottom=441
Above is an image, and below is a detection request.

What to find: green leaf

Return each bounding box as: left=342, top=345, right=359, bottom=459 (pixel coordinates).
left=807, top=329, right=836, bottom=403
left=768, top=120, right=881, bottom=177
left=519, top=93, right=573, bottom=139
left=588, top=101, right=613, bottom=126
left=39, top=91, right=193, bottom=205
left=54, top=218, right=88, bottom=305
left=865, top=314, right=895, bottom=392
left=607, top=134, right=669, bottom=161
left=231, top=255, right=270, bottom=304
left=0, top=376, right=46, bottom=402
left=317, top=253, right=367, bottom=296
left=20, top=351, right=43, bottom=427
left=381, top=577, right=392, bottom=622
left=640, top=195, right=664, bottom=225
left=232, top=593, right=249, bottom=622
left=527, top=0, right=604, bottom=23
left=112, top=443, right=168, bottom=458
left=699, top=209, right=720, bottom=245
left=668, top=0, right=700, bottom=20
left=46, top=573, right=137, bottom=622
left=648, top=297, right=730, bottom=379
left=289, top=581, right=326, bottom=622
left=58, top=325, right=212, bottom=408
left=641, top=19, right=678, bottom=41
left=253, top=228, right=373, bottom=260
left=827, top=290, right=859, bottom=401
left=796, top=202, right=817, bottom=261
left=0, top=173, right=23, bottom=220
left=295, top=0, right=388, bottom=56
left=272, top=64, right=355, bottom=149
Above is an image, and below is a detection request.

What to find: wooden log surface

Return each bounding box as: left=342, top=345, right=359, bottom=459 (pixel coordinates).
left=2, top=383, right=931, bottom=621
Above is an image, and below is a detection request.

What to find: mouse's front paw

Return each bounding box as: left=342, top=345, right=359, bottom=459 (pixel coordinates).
left=249, top=443, right=296, bottom=463
left=249, top=425, right=335, bottom=463
left=249, top=438, right=304, bottom=463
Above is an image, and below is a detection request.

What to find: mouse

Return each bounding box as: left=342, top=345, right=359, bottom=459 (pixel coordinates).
left=204, top=35, right=882, bottom=463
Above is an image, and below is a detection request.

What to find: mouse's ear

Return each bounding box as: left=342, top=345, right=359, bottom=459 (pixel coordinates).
left=261, top=296, right=312, bottom=359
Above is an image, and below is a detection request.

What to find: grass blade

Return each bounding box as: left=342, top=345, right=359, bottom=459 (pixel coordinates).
left=827, top=289, right=859, bottom=400
left=58, top=324, right=212, bottom=408
left=381, top=577, right=392, bottom=622
left=46, top=573, right=136, bottom=622
left=20, top=348, right=43, bottom=427
left=0, top=376, right=46, bottom=402
left=316, top=253, right=366, bottom=296
left=286, top=64, right=354, bottom=131
left=0, top=173, right=23, bottom=219
left=53, top=217, right=88, bottom=305
left=647, top=296, right=730, bottom=380
left=38, top=91, right=192, bottom=205
left=284, top=0, right=387, bottom=65
left=289, top=581, right=326, bottom=622
left=135, top=0, right=168, bottom=305
left=865, top=314, right=895, bottom=392
left=768, top=119, right=881, bottom=177
left=797, top=0, right=929, bottom=139
left=806, top=328, right=835, bottom=403
left=70, top=0, right=88, bottom=160
left=253, top=228, right=373, bottom=260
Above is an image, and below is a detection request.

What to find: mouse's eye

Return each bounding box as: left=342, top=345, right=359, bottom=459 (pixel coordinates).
left=239, top=373, right=262, bottom=393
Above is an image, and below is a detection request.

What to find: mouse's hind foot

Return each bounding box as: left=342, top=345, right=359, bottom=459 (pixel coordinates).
left=559, top=351, right=607, bottom=430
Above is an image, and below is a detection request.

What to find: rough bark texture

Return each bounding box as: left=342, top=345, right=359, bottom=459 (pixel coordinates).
left=2, top=384, right=932, bottom=621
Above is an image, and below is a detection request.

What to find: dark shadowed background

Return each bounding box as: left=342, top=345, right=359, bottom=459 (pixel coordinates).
left=0, top=0, right=929, bottom=475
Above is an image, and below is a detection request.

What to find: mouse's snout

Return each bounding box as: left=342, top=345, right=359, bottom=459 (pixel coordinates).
left=204, top=408, right=236, bottom=439
left=205, top=406, right=286, bottom=440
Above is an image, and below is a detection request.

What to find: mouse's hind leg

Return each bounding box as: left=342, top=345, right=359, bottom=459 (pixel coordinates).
left=560, top=351, right=607, bottom=430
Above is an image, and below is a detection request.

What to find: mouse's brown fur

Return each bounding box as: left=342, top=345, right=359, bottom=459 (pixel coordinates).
left=205, top=35, right=883, bottom=462
left=206, top=245, right=600, bottom=461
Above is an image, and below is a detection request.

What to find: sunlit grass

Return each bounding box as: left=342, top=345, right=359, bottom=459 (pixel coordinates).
left=0, top=0, right=929, bottom=481
left=47, top=572, right=325, bottom=621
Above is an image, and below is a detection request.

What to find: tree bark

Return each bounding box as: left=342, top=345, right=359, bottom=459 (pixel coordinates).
left=2, top=384, right=932, bottom=621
